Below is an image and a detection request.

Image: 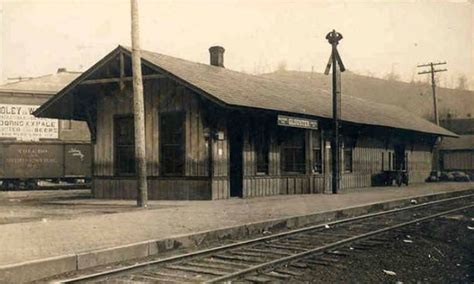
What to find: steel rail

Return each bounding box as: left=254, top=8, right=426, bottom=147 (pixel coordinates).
left=205, top=203, right=474, bottom=283
left=57, top=192, right=474, bottom=283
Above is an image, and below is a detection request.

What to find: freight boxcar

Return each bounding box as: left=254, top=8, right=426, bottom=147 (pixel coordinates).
left=0, top=142, right=92, bottom=189
left=0, top=69, right=92, bottom=189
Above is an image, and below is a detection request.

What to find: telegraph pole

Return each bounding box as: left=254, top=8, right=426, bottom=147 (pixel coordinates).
left=131, top=0, right=148, bottom=207
left=417, top=61, right=447, bottom=125
left=325, top=30, right=346, bottom=194
left=417, top=61, right=447, bottom=176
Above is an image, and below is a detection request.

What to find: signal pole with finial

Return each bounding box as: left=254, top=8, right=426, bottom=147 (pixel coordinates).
left=325, top=30, right=346, bottom=194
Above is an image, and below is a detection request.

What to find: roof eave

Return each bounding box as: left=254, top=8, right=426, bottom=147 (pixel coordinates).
left=33, top=46, right=124, bottom=118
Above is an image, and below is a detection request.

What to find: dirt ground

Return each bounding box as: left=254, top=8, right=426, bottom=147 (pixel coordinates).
left=293, top=208, right=474, bottom=283
left=0, top=190, right=175, bottom=224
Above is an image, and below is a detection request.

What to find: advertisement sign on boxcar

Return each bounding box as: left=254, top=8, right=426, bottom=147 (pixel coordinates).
left=0, top=104, right=58, bottom=140
left=64, top=144, right=92, bottom=177
left=0, top=144, right=63, bottom=178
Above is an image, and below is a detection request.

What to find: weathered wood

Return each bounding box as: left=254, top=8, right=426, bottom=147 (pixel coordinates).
left=131, top=0, right=148, bottom=207
left=80, top=74, right=165, bottom=85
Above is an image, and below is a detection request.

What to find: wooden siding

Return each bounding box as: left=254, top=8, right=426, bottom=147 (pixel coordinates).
left=407, top=144, right=433, bottom=183
left=93, top=78, right=213, bottom=199
left=442, top=150, right=474, bottom=171
left=90, top=67, right=436, bottom=200
left=242, top=122, right=325, bottom=197
left=210, top=118, right=230, bottom=199
left=93, top=177, right=211, bottom=200
left=240, top=120, right=435, bottom=197
left=94, top=79, right=209, bottom=178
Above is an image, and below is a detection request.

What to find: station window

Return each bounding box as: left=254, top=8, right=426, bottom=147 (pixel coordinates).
left=343, top=138, right=354, bottom=173
left=114, top=116, right=135, bottom=176
left=160, top=112, right=185, bottom=176
left=281, top=128, right=306, bottom=174
left=255, top=122, right=269, bottom=175
left=312, top=130, right=322, bottom=173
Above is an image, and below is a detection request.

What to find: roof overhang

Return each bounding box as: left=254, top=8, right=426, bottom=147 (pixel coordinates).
left=34, top=45, right=458, bottom=138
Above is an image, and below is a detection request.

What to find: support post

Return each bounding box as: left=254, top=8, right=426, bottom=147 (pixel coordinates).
left=331, top=43, right=339, bottom=194
left=131, top=0, right=148, bottom=207
left=430, top=63, right=439, bottom=125
left=325, top=30, right=345, bottom=194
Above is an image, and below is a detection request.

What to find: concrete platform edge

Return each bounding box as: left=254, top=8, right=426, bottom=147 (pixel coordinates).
left=1, top=188, right=473, bottom=283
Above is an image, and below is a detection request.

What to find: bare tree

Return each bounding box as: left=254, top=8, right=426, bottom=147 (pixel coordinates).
left=384, top=70, right=400, bottom=81
left=456, top=74, right=468, bottom=90
left=276, top=60, right=287, bottom=72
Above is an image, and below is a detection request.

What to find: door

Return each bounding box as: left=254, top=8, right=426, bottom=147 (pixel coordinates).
left=394, top=144, right=406, bottom=171
left=228, top=118, right=243, bottom=197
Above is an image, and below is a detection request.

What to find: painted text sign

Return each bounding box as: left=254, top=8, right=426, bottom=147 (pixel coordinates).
left=0, top=104, right=58, bottom=140
left=277, top=115, right=318, bottom=130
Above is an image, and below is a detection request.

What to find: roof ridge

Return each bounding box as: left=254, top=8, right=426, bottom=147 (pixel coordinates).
left=0, top=73, right=54, bottom=87
left=123, top=46, right=294, bottom=87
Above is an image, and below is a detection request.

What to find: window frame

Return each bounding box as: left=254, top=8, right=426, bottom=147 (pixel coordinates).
left=114, top=115, right=136, bottom=176
left=255, top=119, right=270, bottom=175
left=311, top=130, right=323, bottom=174
left=280, top=128, right=306, bottom=175
left=343, top=140, right=354, bottom=173
left=159, top=111, right=186, bottom=177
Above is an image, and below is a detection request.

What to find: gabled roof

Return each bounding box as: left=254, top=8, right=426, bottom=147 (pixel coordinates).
left=440, top=135, right=474, bottom=150
left=0, top=71, right=81, bottom=95
left=34, top=45, right=456, bottom=137
left=261, top=71, right=474, bottom=121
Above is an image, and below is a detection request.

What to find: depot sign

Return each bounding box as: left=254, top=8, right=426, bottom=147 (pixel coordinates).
left=277, top=115, right=318, bottom=130
left=0, top=104, right=58, bottom=141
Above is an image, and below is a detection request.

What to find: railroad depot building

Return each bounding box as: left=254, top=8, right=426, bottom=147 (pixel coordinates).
left=34, top=45, right=455, bottom=200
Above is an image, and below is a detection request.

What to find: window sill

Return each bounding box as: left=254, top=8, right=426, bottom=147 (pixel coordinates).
left=281, top=172, right=306, bottom=175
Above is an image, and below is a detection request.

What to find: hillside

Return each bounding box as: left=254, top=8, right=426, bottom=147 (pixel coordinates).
left=261, top=71, right=474, bottom=121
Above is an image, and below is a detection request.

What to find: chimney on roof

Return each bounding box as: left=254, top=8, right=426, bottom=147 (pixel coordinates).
left=209, top=46, right=225, bottom=68
left=57, top=68, right=67, bottom=73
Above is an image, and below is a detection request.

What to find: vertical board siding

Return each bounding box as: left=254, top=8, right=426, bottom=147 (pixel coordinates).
left=93, top=178, right=211, bottom=200
left=92, top=61, right=436, bottom=200
left=95, top=78, right=210, bottom=179
left=210, top=117, right=230, bottom=199
left=442, top=151, right=474, bottom=171
left=94, top=77, right=212, bottom=200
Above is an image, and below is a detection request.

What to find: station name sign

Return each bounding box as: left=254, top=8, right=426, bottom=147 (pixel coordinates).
left=0, top=104, right=59, bottom=141
left=277, top=115, right=318, bottom=130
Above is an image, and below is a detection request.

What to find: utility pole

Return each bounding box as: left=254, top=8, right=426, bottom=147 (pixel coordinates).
left=325, top=30, right=346, bottom=194
left=131, top=0, right=148, bottom=207
left=417, top=61, right=447, bottom=125
left=417, top=61, right=447, bottom=176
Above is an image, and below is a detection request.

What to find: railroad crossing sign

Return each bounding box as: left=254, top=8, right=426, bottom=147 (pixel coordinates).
left=324, top=29, right=346, bottom=195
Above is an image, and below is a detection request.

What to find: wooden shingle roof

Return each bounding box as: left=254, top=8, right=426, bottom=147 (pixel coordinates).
left=35, top=46, right=456, bottom=137
left=133, top=47, right=455, bottom=137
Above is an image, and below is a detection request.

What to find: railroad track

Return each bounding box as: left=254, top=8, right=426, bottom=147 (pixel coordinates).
left=58, top=193, right=474, bottom=283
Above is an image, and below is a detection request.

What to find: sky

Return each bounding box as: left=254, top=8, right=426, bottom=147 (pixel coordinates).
left=0, top=0, right=473, bottom=89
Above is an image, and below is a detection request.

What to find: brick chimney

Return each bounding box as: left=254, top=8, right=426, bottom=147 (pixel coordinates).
left=209, top=46, right=225, bottom=68
left=57, top=68, right=67, bottom=73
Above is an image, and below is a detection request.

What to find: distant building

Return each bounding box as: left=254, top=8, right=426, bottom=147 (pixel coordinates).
left=35, top=46, right=455, bottom=200
left=0, top=69, right=91, bottom=187
left=439, top=118, right=474, bottom=178
left=0, top=69, right=89, bottom=142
